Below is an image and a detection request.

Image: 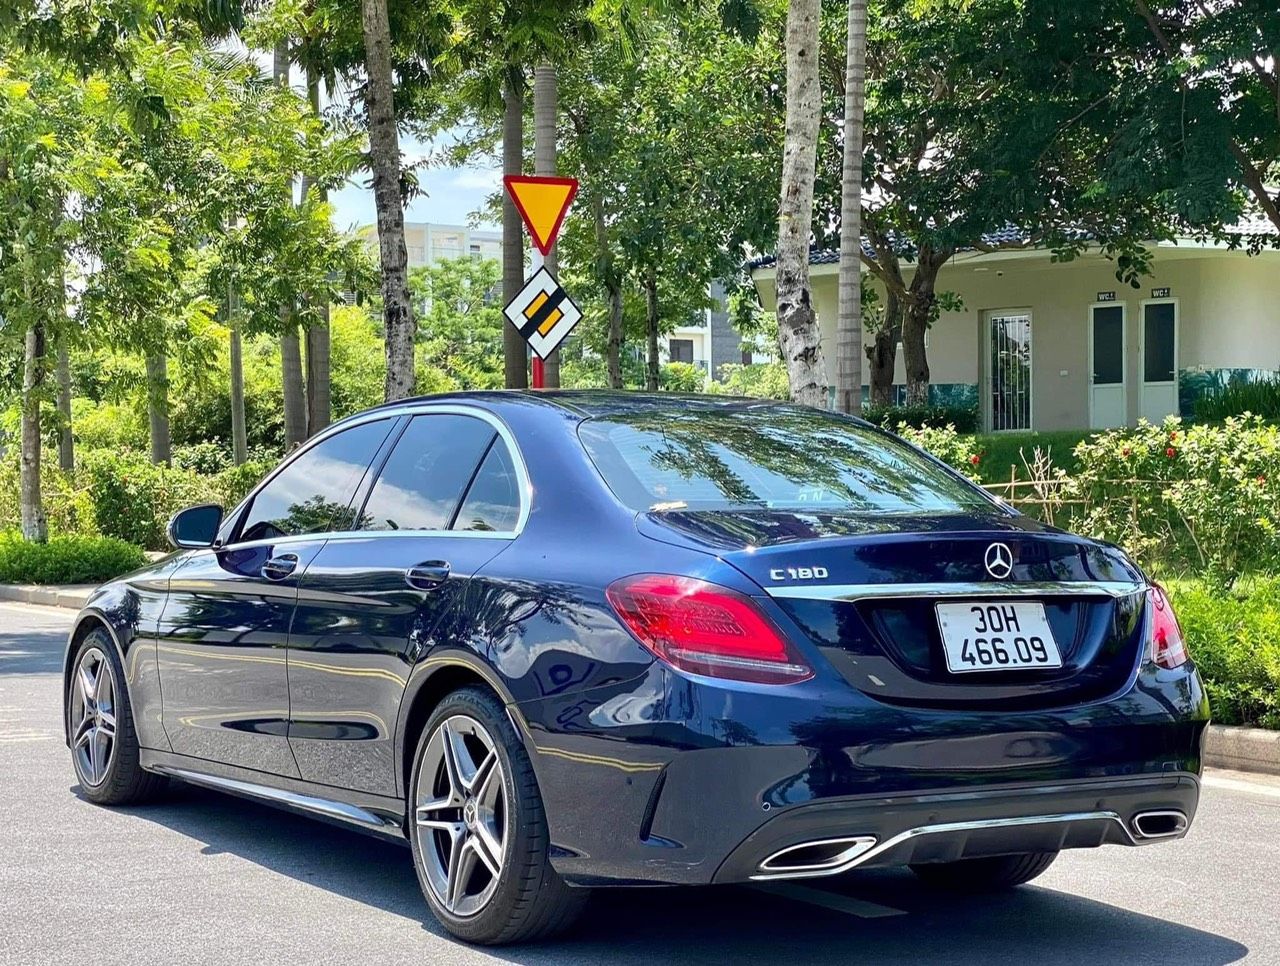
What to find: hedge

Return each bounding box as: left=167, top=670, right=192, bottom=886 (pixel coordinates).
left=0, top=532, right=146, bottom=585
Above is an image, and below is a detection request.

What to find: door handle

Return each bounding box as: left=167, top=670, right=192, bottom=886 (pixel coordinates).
left=261, top=553, right=299, bottom=581
left=406, top=561, right=451, bottom=590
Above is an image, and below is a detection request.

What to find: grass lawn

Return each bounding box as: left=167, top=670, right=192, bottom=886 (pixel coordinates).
left=972, top=429, right=1096, bottom=484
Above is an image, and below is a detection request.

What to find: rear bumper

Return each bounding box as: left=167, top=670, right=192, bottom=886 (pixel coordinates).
left=712, top=772, right=1199, bottom=884
left=519, top=662, right=1209, bottom=888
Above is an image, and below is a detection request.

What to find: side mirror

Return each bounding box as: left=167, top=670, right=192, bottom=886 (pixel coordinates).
left=167, top=504, right=224, bottom=550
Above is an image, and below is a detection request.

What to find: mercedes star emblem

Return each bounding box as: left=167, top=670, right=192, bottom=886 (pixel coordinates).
left=984, top=542, right=1014, bottom=580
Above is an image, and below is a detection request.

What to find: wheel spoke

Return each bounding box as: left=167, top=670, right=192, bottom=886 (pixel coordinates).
left=78, top=663, right=96, bottom=707
left=97, top=709, right=116, bottom=739
left=73, top=720, right=94, bottom=749
left=468, top=749, right=498, bottom=799
left=95, top=662, right=113, bottom=706
left=414, top=797, right=454, bottom=823
left=471, top=824, right=502, bottom=879
left=448, top=837, right=480, bottom=910
left=87, top=727, right=103, bottom=782
left=439, top=721, right=467, bottom=799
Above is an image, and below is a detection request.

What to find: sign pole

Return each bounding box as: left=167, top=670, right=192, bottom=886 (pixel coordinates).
left=530, top=246, right=545, bottom=389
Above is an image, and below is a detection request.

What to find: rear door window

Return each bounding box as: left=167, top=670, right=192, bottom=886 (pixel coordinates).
left=359, top=414, right=495, bottom=531
left=453, top=441, right=521, bottom=533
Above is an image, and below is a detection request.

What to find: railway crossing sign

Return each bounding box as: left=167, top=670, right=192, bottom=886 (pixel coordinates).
left=503, top=267, right=583, bottom=359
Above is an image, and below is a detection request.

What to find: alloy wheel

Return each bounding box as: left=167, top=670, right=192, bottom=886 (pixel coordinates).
left=414, top=715, right=507, bottom=918
left=70, top=647, right=116, bottom=787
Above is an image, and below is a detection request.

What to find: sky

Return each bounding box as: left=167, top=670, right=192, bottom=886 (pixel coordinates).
left=327, top=135, right=503, bottom=235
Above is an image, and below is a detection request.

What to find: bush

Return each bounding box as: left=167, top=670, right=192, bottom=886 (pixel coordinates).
left=1195, top=380, right=1280, bottom=423
left=0, top=531, right=146, bottom=585
left=892, top=422, right=983, bottom=482
left=863, top=403, right=980, bottom=434
left=706, top=362, right=790, bottom=399
left=974, top=430, right=1094, bottom=484
left=0, top=459, right=97, bottom=537
left=1069, top=416, right=1280, bottom=584
left=660, top=362, right=706, bottom=393
left=1169, top=579, right=1280, bottom=729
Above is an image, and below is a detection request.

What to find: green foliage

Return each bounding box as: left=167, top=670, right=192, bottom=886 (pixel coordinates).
left=1168, top=579, right=1280, bottom=730
left=973, top=430, right=1095, bottom=483
left=659, top=363, right=705, bottom=393
left=1194, top=380, right=1280, bottom=423
left=410, top=257, right=505, bottom=391
left=892, top=422, right=983, bottom=482
left=864, top=403, right=980, bottom=434
left=1069, top=416, right=1280, bottom=585
left=705, top=363, right=791, bottom=400
left=0, top=531, right=145, bottom=585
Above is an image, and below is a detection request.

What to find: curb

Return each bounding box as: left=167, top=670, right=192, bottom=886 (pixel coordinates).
left=1204, top=724, right=1280, bottom=777
left=0, top=584, right=94, bottom=610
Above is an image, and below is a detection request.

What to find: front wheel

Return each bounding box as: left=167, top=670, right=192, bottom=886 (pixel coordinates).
left=910, top=851, right=1058, bottom=890
left=408, top=686, right=587, bottom=944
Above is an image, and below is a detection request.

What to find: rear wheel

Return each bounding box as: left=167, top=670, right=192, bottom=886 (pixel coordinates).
left=408, top=686, right=587, bottom=944
left=67, top=630, right=167, bottom=805
left=910, top=851, right=1058, bottom=890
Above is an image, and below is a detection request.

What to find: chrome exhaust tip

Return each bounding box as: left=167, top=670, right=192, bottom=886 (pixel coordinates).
left=755, top=835, right=878, bottom=880
left=1131, top=810, right=1188, bottom=840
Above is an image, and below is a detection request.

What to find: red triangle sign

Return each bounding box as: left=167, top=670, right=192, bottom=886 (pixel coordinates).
left=504, top=175, right=579, bottom=255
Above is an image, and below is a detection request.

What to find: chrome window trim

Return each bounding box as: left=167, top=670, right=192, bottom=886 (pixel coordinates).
left=764, top=580, right=1146, bottom=601
left=216, top=403, right=531, bottom=552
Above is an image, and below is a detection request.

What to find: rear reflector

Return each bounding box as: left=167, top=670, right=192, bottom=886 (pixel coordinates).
left=1148, top=584, right=1189, bottom=669
left=606, top=574, right=813, bottom=685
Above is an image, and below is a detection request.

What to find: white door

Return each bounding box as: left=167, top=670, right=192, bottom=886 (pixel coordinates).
left=985, top=311, right=1033, bottom=431
left=1140, top=299, right=1179, bottom=422
left=1089, top=302, right=1127, bottom=428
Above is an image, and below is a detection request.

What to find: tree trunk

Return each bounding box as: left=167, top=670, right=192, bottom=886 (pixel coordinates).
left=20, top=322, right=48, bottom=542
left=274, top=41, right=307, bottom=445
left=592, top=189, right=624, bottom=390
left=533, top=62, right=561, bottom=388
left=304, top=67, right=331, bottom=435
left=56, top=333, right=73, bottom=472
left=902, top=261, right=941, bottom=407
left=865, top=289, right=900, bottom=407
left=360, top=0, right=416, bottom=401
left=775, top=0, right=829, bottom=409
left=835, top=0, right=866, bottom=415
left=644, top=268, right=660, bottom=391
left=502, top=77, right=528, bottom=389
left=281, top=315, right=307, bottom=448
left=229, top=311, right=248, bottom=466
left=145, top=348, right=171, bottom=466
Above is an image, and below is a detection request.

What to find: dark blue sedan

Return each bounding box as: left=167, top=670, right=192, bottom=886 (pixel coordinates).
left=61, top=392, right=1208, bottom=944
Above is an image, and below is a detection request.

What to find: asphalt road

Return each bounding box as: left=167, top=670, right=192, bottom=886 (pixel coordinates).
left=2, top=600, right=1277, bottom=965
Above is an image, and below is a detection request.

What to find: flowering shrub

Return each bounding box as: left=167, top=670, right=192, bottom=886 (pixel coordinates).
left=1069, top=416, right=1280, bottom=584
left=892, top=422, right=984, bottom=482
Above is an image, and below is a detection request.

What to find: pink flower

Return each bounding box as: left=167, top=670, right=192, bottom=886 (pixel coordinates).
left=1121, top=447, right=1131, bottom=457
left=969, top=454, right=980, bottom=466
left=1165, top=447, right=1176, bottom=459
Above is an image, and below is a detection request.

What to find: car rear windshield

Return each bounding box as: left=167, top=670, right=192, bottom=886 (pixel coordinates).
left=577, top=407, right=993, bottom=514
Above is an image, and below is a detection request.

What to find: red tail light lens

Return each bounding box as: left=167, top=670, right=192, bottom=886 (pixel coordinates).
left=1148, top=584, right=1189, bottom=669
left=606, top=574, right=814, bottom=685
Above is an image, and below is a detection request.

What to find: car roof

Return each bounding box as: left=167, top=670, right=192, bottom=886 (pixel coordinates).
left=360, top=389, right=796, bottom=419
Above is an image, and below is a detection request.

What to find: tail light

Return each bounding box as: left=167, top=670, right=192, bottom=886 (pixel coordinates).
left=1147, top=584, right=1189, bottom=669
left=606, top=574, right=813, bottom=685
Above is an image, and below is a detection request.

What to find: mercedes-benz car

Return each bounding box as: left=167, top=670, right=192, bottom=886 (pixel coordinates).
left=62, top=392, right=1208, bottom=944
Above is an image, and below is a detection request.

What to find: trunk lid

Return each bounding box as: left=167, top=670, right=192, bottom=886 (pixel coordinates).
left=638, top=508, right=1148, bottom=711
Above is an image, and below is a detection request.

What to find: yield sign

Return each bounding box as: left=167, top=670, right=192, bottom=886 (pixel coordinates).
left=503, top=175, right=578, bottom=255
left=504, top=267, right=583, bottom=359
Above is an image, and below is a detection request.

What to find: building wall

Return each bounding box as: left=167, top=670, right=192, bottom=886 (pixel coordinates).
left=757, top=247, right=1280, bottom=430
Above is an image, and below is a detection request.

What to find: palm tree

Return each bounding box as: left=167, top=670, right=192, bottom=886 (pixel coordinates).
left=360, top=0, right=416, bottom=401
left=835, top=0, right=866, bottom=415
left=502, top=72, right=529, bottom=389
left=276, top=41, right=309, bottom=446
left=533, top=61, right=561, bottom=388
left=775, top=0, right=829, bottom=408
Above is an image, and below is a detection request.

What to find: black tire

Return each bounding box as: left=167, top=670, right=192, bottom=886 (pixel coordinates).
left=66, top=629, right=167, bottom=805
left=408, top=686, right=588, bottom=945
left=910, top=851, right=1058, bottom=890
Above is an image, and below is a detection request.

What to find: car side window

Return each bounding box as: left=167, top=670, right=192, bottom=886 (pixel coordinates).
left=360, top=414, right=496, bottom=531
left=236, top=418, right=393, bottom=543
left=453, top=441, right=521, bottom=533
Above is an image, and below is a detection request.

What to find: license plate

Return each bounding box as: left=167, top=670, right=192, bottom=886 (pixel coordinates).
left=935, top=601, right=1063, bottom=673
